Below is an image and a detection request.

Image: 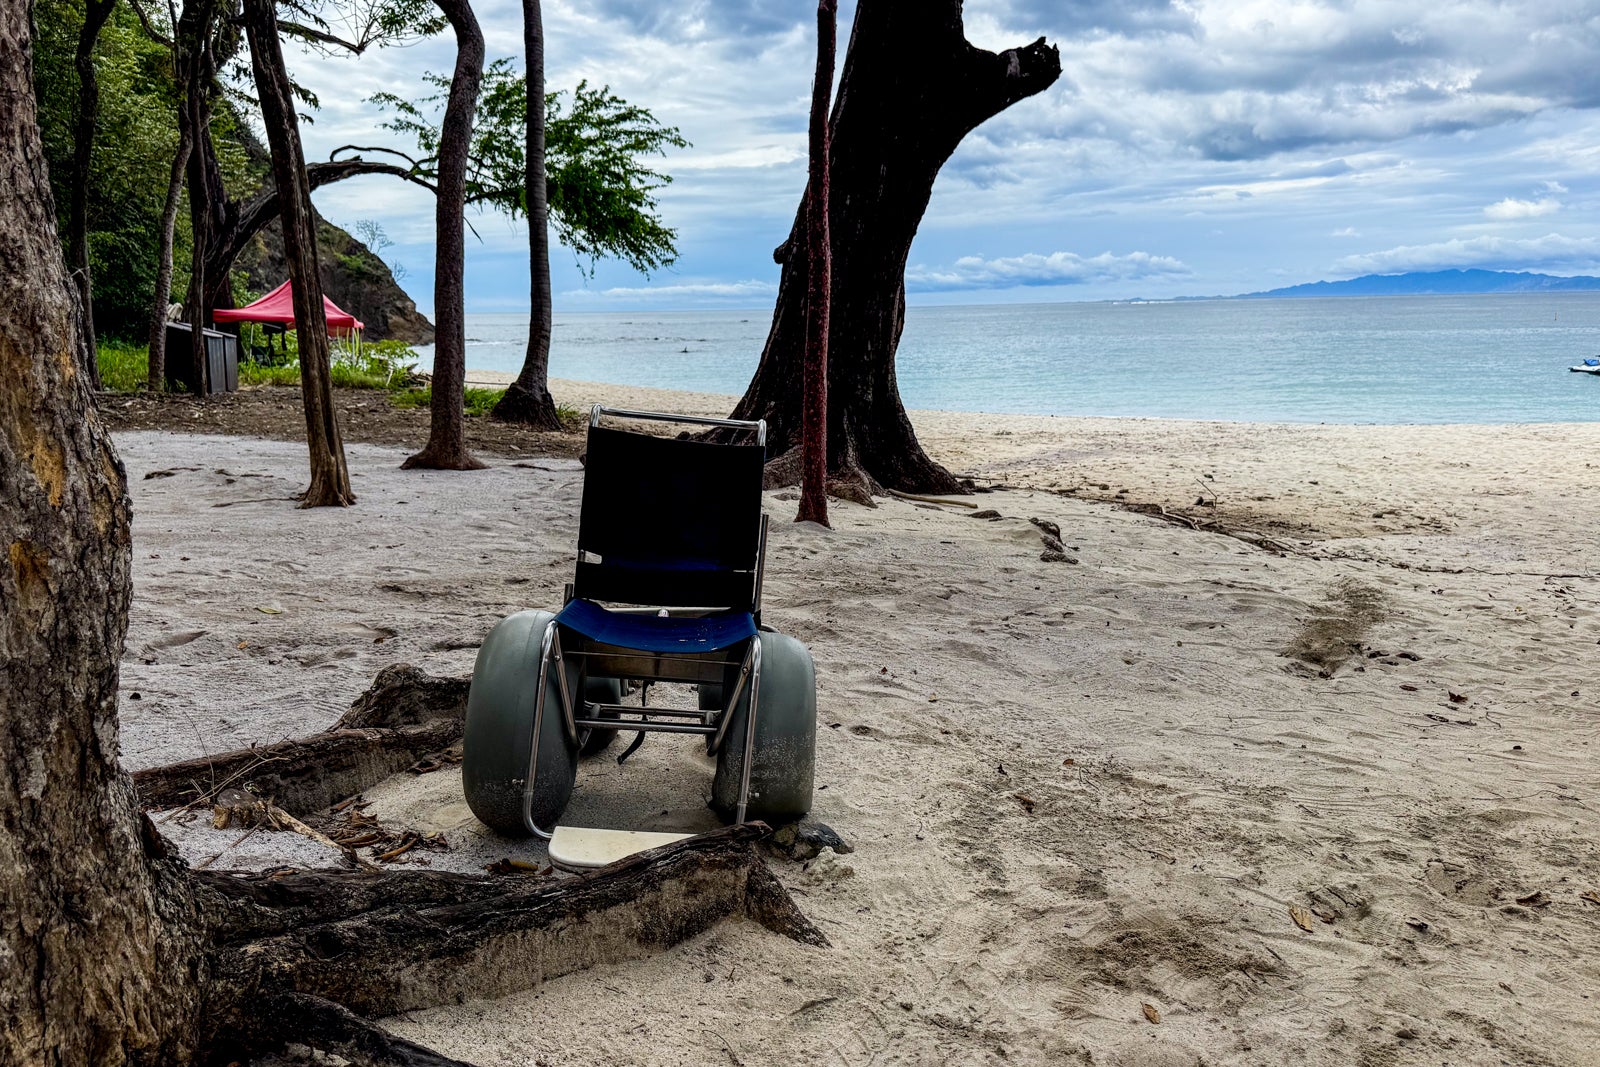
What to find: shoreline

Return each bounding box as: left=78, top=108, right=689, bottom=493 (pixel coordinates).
left=472, top=371, right=1600, bottom=430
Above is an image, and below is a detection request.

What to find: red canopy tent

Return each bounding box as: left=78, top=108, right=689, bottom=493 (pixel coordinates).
left=212, top=280, right=365, bottom=334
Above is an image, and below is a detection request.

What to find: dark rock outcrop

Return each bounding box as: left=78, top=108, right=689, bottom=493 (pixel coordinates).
left=236, top=212, right=434, bottom=345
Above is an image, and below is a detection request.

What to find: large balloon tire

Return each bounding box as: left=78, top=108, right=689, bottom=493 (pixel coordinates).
left=462, top=611, right=578, bottom=836
left=712, top=631, right=817, bottom=824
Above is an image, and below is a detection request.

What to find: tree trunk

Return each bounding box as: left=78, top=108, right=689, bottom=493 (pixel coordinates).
left=177, top=0, right=224, bottom=395
left=243, top=0, right=355, bottom=507
left=69, top=0, right=117, bottom=390
left=404, top=0, right=486, bottom=471
left=0, top=5, right=204, bottom=1058
left=488, top=0, right=561, bottom=430
left=796, top=0, right=835, bottom=527
left=147, top=122, right=193, bottom=389
left=730, top=1, right=1060, bottom=495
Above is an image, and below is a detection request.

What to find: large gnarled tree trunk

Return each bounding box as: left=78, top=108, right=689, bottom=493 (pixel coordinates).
left=731, top=1, right=1060, bottom=495
left=404, top=0, right=486, bottom=470
left=243, top=0, right=354, bottom=507
left=1, top=5, right=203, bottom=1057
left=488, top=0, right=562, bottom=430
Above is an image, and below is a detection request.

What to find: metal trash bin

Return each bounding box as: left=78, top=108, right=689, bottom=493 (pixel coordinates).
left=164, top=322, right=239, bottom=395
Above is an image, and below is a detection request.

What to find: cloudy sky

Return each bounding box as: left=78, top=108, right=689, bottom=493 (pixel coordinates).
left=285, top=0, right=1600, bottom=315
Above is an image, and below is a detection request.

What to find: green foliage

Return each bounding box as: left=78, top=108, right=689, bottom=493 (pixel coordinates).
left=373, top=64, right=689, bottom=275
left=33, top=0, right=188, bottom=338
left=239, top=362, right=303, bottom=387
left=95, top=338, right=151, bottom=393
left=237, top=331, right=420, bottom=390
left=388, top=386, right=505, bottom=416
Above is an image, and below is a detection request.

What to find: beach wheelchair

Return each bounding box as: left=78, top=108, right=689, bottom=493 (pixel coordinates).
left=462, top=406, right=816, bottom=862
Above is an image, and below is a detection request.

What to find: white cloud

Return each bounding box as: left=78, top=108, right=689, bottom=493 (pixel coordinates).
left=906, top=250, right=1191, bottom=292
left=273, top=1, right=1600, bottom=309
left=1333, top=233, right=1600, bottom=275
left=1484, top=196, right=1561, bottom=219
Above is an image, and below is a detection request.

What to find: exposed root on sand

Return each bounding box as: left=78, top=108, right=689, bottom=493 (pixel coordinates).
left=132, top=664, right=825, bottom=1066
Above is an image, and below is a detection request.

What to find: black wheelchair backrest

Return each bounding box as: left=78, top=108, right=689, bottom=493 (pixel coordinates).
left=574, top=419, right=766, bottom=610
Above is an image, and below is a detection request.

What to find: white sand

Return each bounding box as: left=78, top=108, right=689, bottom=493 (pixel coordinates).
left=115, top=382, right=1600, bottom=1066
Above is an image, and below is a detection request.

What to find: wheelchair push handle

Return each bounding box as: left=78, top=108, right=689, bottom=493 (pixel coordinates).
left=589, top=404, right=767, bottom=448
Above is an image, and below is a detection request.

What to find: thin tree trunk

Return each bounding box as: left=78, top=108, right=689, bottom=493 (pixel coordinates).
left=243, top=0, right=355, bottom=507
left=730, top=1, right=1060, bottom=495
left=177, top=0, right=221, bottom=394
left=488, top=0, right=561, bottom=430
left=796, top=0, right=835, bottom=527
left=148, top=122, right=192, bottom=389
left=69, top=0, right=116, bottom=389
left=0, top=5, right=205, bottom=1058
left=404, top=0, right=486, bottom=470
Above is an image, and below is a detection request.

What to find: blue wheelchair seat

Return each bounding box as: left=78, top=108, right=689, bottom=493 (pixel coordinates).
left=555, top=598, right=757, bottom=655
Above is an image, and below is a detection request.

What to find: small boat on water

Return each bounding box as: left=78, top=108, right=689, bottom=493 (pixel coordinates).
left=1571, top=357, right=1600, bottom=375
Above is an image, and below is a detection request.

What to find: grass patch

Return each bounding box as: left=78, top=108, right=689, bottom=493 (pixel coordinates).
left=389, top=386, right=506, bottom=417
left=239, top=362, right=390, bottom=389
left=239, top=363, right=300, bottom=387
left=97, top=339, right=150, bottom=392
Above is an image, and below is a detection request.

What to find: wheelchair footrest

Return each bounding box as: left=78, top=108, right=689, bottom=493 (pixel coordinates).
left=547, top=825, right=693, bottom=872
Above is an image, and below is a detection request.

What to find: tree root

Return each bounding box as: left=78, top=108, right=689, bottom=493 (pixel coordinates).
left=132, top=667, right=828, bottom=1066
left=134, top=719, right=463, bottom=816
left=487, top=381, right=562, bottom=431
left=137, top=664, right=470, bottom=815
left=197, top=825, right=826, bottom=1063
left=340, top=664, right=470, bottom=730
left=211, top=992, right=475, bottom=1066
left=762, top=447, right=881, bottom=506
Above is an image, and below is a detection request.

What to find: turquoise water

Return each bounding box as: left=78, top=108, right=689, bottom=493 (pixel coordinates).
left=418, top=293, right=1600, bottom=424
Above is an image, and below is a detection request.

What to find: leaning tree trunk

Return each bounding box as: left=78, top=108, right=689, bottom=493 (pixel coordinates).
left=488, top=0, right=562, bottom=430
left=68, top=0, right=117, bottom=390
left=404, top=0, right=486, bottom=470
left=0, top=5, right=205, bottom=1059
left=147, top=122, right=192, bottom=389
left=730, top=1, right=1060, bottom=495
left=243, top=0, right=355, bottom=507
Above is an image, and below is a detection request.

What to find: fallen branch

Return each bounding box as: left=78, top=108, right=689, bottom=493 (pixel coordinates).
left=887, top=487, right=978, bottom=508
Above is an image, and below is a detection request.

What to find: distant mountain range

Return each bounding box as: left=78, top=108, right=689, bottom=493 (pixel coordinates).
left=1230, top=269, right=1600, bottom=299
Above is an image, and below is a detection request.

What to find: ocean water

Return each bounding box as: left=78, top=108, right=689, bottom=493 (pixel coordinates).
left=414, top=293, right=1600, bottom=424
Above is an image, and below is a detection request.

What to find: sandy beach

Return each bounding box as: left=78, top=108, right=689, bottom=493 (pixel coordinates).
left=115, top=380, right=1600, bottom=1066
